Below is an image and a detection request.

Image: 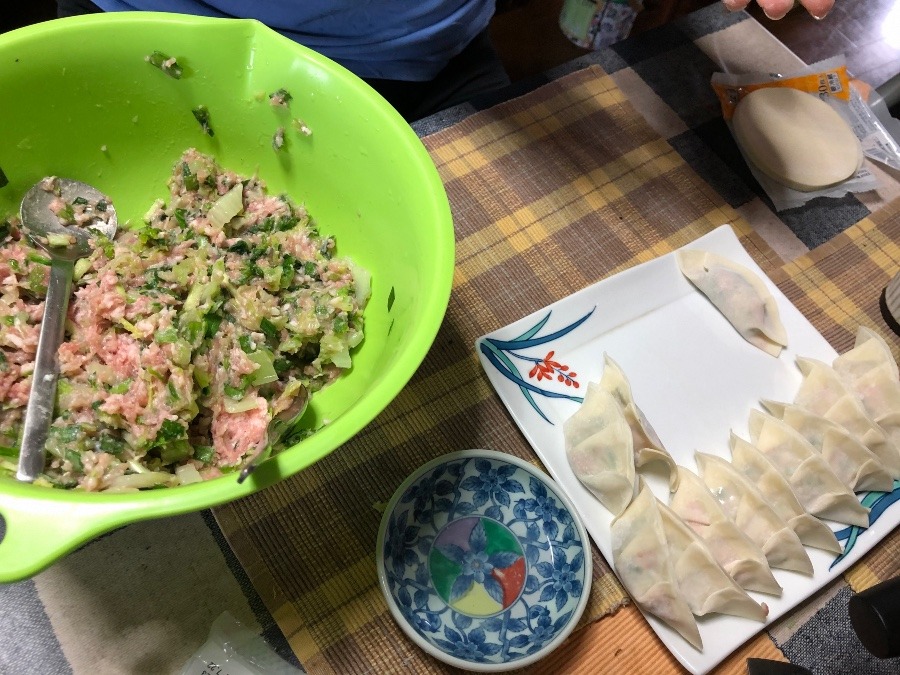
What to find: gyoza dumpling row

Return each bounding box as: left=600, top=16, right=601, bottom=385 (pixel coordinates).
left=611, top=484, right=768, bottom=652
left=563, top=354, right=680, bottom=516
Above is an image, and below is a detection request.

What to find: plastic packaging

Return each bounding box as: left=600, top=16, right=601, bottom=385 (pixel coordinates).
left=559, top=0, right=643, bottom=50
left=711, top=56, right=900, bottom=211
left=180, top=612, right=304, bottom=675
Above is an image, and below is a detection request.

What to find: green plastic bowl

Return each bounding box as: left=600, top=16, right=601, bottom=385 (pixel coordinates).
left=0, top=13, right=454, bottom=582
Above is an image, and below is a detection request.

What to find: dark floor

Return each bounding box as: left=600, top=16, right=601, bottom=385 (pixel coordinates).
left=3, top=0, right=899, bottom=90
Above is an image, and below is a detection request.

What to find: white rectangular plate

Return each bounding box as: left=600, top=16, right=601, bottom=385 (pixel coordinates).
left=476, top=224, right=900, bottom=674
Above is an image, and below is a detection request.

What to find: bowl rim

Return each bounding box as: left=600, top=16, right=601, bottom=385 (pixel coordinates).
left=375, top=449, right=593, bottom=672
left=0, top=11, right=455, bottom=582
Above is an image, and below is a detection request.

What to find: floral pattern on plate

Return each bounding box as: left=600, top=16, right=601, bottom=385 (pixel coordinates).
left=377, top=450, right=591, bottom=670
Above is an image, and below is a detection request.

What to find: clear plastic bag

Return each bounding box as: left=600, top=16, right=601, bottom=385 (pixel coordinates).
left=711, top=56, right=900, bottom=211
left=180, top=612, right=304, bottom=675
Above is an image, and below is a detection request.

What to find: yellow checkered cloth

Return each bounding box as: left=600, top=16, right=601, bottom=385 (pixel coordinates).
left=212, top=66, right=900, bottom=673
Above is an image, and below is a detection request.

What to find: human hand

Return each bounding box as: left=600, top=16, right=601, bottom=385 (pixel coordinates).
left=722, top=0, right=834, bottom=20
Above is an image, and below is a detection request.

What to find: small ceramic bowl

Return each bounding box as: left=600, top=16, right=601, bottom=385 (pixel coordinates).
left=376, top=449, right=592, bottom=671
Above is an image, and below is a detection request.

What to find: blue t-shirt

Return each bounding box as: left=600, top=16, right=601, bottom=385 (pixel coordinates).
left=92, top=0, right=495, bottom=81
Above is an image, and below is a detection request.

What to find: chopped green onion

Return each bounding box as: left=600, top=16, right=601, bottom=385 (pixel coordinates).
left=192, top=105, right=214, bottom=137
left=238, top=335, right=255, bottom=353
left=194, top=445, right=215, bottom=463
left=228, top=240, right=250, bottom=254
left=268, top=88, right=293, bottom=105
left=109, top=379, right=132, bottom=395
left=26, top=252, right=52, bottom=266
left=155, top=327, right=178, bottom=344
left=156, top=419, right=186, bottom=443
left=146, top=50, right=183, bottom=79
left=159, top=439, right=192, bottom=464
left=223, top=384, right=245, bottom=400
left=182, top=162, right=199, bottom=191
left=259, top=317, right=278, bottom=340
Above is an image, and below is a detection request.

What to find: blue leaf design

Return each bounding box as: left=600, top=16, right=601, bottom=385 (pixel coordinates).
left=398, top=587, right=412, bottom=607
left=489, top=551, right=522, bottom=569
left=530, top=477, right=547, bottom=498
left=450, top=575, right=474, bottom=602
left=525, top=574, right=540, bottom=593
left=485, top=505, right=502, bottom=521
left=535, top=561, right=554, bottom=578
left=511, top=311, right=552, bottom=341
left=495, top=489, right=511, bottom=507
left=507, top=618, right=527, bottom=633
left=526, top=523, right=541, bottom=542
left=414, top=589, right=429, bottom=609
left=497, top=464, right=517, bottom=478
left=484, top=576, right=505, bottom=605
left=831, top=483, right=900, bottom=569
left=434, top=498, right=453, bottom=513
left=509, top=635, right=530, bottom=648
left=437, top=543, right=466, bottom=564
left=435, top=480, right=454, bottom=495
left=469, top=520, right=488, bottom=551
left=539, top=584, right=556, bottom=602
left=456, top=502, right=476, bottom=515
left=460, top=476, right=482, bottom=492
left=485, top=308, right=595, bottom=350
left=474, top=458, right=492, bottom=474
left=444, top=626, right=463, bottom=643
left=513, top=501, right=528, bottom=519
left=481, top=643, right=502, bottom=656
left=502, top=478, right=525, bottom=494
left=571, top=550, right=585, bottom=570
left=562, top=522, right=576, bottom=544
left=453, top=612, right=473, bottom=630
left=543, top=519, right=559, bottom=539
left=469, top=627, right=487, bottom=645
left=421, top=613, right=441, bottom=632
left=554, top=610, right=574, bottom=631
left=556, top=589, right=569, bottom=612
left=482, top=617, right=504, bottom=632
left=433, top=638, right=456, bottom=650
left=473, top=490, right=489, bottom=508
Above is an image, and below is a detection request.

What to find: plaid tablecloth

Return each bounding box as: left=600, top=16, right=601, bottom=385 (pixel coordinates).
left=2, top=5, right=898, bottom=675
left=213, top=58, right=900, bottom=674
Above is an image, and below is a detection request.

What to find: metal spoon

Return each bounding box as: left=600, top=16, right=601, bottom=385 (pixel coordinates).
left=237, top=385, right=308, bottom=483
left=16, top=179, right=117, bottom=483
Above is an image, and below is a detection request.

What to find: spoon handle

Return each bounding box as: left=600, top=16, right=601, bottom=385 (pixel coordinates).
left=17, top=258, right=75, bottom=483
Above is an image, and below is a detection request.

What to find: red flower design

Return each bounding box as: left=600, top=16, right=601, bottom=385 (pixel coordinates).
left=528, top=351, right=579, bottom=387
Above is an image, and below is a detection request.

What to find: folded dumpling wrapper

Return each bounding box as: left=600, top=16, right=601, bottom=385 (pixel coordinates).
left=731, top=86, right=863, bottom=192
left=794, top=357, right=900, bottom=478
left=676, top=249, right=788, bottom=357
left=729, top=433, right=841, bottom=554
left=670, top=466, right=782, bottom=596
left=695, top=452, right=813, bottom=575
left=833, top=326, right=899, bottom=383
left=612, top=484, right=702, bottom=650
left=599, top=353, right=678, bottom=490
left=762, top=400, right=894, bottom=493
left=564, top=383, right=636, bottom=515
left=748, top=409, right=870, bottom=528
left=656, top=499, right=768, bottom=622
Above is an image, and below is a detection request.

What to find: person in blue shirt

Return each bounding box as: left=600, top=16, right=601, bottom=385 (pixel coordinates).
left=57, top=0, right=836, bottom=121
left=56, top=0, right=509, bottom=122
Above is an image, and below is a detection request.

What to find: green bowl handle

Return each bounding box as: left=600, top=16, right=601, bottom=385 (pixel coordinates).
left=0, top=490, right=131, bottom=583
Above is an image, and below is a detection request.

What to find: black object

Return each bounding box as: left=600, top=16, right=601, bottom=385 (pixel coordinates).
left=746, top=658, right=813, bottom=675
left=849, top=576, right=900, bottom=659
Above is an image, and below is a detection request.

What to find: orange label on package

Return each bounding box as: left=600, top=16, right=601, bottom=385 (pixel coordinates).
left=712, top=65, right=851, bottom=120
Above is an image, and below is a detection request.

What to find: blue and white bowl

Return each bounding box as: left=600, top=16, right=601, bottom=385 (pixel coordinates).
left=376, top=449, right=592, bottom=671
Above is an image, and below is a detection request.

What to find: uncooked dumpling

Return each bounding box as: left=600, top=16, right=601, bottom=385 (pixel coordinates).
left=794, top=357, right=900, bottom=477
left=599, top=354, right=678, bottom=490
left=748, top=409, right=870, bottom=527
left=669, top=466, right=781, bottom=596
left=732, top=86, right=862, bottom=192
left=695, top=451, right=812, bottom=575
left=833, top=327, right=899, bottom=382
left=729, top=433, right=841, bottom=554
left=564, top=383, right=636, bottom=515
left=612, top=484, right=702, bottom=650
left=656, top=499, right=768, bottom=622
left=762, top=400, right=893, bottom=493
left=677, top=249, right=787, bottom=357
